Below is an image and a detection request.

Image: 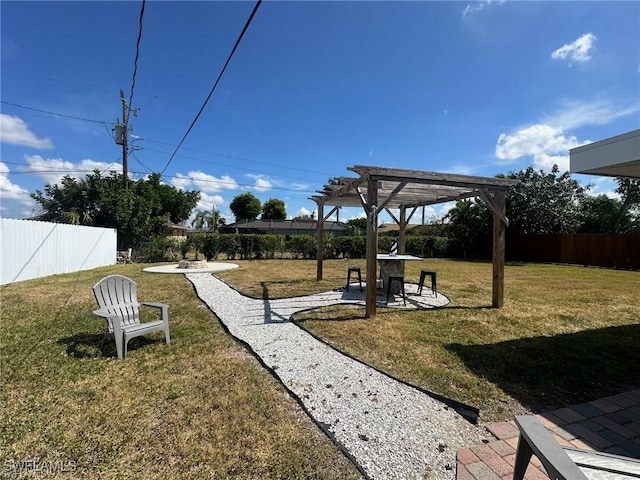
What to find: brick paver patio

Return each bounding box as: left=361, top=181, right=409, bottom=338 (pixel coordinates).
left=457, top=389, right=640, bottom=479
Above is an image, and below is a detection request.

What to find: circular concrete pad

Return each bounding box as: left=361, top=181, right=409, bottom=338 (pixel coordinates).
left=143, top=262, right=239, bottom=274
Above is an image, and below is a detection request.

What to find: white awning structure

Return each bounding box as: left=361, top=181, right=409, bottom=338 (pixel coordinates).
left=570, top=129, right=640, bottom=179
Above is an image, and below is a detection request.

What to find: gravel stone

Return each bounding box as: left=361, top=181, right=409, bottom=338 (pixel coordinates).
left=187, top=273, right=491, bottom=480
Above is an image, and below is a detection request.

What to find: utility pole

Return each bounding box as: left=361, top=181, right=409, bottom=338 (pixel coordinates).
left=120, top=89, right=129, bottom=188
left=113, top=90, right=140, bottom=190
left=113, top=90, right=129, bottom=189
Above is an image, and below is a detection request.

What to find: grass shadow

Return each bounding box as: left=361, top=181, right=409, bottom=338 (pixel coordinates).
left=57, top=332, right=156, bottom=359
left=447, top=323, right=640, bottom=413
left=57, top=332, right=113, bottom=358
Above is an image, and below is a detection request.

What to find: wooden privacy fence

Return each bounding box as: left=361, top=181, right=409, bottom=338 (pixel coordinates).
left=0, top=218, right=117, bottom=285
left=507, top=233, right=640, bottom=270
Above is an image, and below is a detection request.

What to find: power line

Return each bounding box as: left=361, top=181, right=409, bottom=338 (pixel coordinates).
left=160, top=0, right=262, bottom=176
left=6, top=162, right=317, bottom=194
left=145, top=138, right=336, bottom=178
left=158, top=172, right=317, bottom=194
left=130, top=150, right=153, bottom=174
left=9, top=169, right=120, bottom=175
left=143, top=146, right=329, bottom=185
left=128, top=0, right=146, bottom=122
left=1, top=101, right=111, bottom=125
left=2, top=72, right=113, bottom=91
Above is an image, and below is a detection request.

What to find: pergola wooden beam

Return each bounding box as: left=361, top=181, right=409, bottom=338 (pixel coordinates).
left=349, top=166, right=515, bottom=190
left=365, top=176, right=378, bottom=318
left=311, top=165, right=518, bottom=316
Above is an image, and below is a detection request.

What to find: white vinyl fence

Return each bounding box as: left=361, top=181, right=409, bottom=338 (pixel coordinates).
left=0, top=218, right=117, bottom=285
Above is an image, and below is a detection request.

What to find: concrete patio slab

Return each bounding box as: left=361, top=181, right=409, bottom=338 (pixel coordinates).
left=142, top=262, right=239, bottom=274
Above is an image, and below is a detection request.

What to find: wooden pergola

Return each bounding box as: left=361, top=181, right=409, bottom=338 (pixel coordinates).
left=311, top=166, right=518, bottom=318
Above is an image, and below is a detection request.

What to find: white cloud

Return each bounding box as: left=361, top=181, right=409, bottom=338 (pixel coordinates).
left=199, top=192, right=225, bottom=209
left=531, top=152, right=572, bottom=172
left=494, top=98, right=638, bottom=172
left=246, top=174, right=272, bottom=193
left=543, top=99, right=639, bottom=130
left=294, top=206, right=313, bottom=219
left=551, top=33, right=597, bottom=65
left=0, top=161, right=37, bottom=218
left=450, top=164, right=477, bottom=175
left=434, top=201, right=457, bottom=219
left=462, top=0, right=505, bottom=18
left=0, top=114, right=53, bottom=149
left=186, top=193, right=228, bottom=227
left=192, top=172, right=237, bottom=192
left=495, top=124, right=584, bottom=172
left=584, top=176, right=621, bottom=199
left=0, top=161, right=32, bottom=201
left=170, top=173, right=192, bottom=191
left=344, top=209, right=366, bottom=221
left=20, top=154, right=119, bottom=185
left=171, top=171, right=238, bottom=193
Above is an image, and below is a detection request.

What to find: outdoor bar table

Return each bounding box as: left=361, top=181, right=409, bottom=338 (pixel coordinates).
left=376, top=254, right=422, bottom=294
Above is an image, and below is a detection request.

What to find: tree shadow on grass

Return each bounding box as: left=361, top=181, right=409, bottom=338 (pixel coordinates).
left=447, top=323, right=640, bottom=413
left=57, top=332, right=155, bottom=359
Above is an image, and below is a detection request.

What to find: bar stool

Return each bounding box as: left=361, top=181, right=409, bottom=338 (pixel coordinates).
left=417, top=270, right=437, bottom=297
left=346, top=266, right=363, bottom=292
left=386, top=275, right=406, bottom=305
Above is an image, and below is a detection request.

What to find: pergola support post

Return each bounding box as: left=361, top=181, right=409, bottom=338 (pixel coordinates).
left=316, top=202, right=324, bottom=281
left=492, top=190, right=506, bottom=308
left=365, top=179, right=378, bottom=318
left=398, top=206, right=406, bottom=254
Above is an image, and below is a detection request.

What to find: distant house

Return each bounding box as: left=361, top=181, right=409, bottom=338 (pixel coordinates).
left=219, top=219, right=350, bottom=236
left=378, top=223, right=420, bottom=234
left=167, top=223, right=189, bottom=242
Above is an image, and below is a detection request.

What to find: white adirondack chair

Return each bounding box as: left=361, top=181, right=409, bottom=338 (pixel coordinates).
left=514, top=415, right=640, bottom=480
left=92, top=275, right=170, bottom=359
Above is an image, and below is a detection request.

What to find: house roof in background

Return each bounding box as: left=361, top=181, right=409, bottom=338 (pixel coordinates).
left=378, top=223, right=420, bottom=233
left=221, top=219, right=349, bottom=233
left=570, top=129, right=640, bottom=179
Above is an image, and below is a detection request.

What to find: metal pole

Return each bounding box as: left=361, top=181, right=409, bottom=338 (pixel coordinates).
left=120, top=89, right=129, bottom=189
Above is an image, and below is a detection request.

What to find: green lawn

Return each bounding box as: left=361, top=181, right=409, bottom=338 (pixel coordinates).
left=218, top=259, right=640, bottom=423
left=0, top=265, right=361, bottom=479
left=2, top=259, right=638, bottom=478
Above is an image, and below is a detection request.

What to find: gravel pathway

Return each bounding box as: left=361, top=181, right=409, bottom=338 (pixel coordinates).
left=187, top=273, right=491, bottom=480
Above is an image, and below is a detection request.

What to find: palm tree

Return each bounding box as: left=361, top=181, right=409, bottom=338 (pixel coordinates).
left=62, top=208, right=94, bottom=226
left=210, top=208, right=225, bottom=233
left=191, top=209, right=212, bottom=232
left=192, top=207, right=224, bottom=233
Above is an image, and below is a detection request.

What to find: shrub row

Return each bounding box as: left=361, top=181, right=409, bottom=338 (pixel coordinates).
left=136, top=234, right=461, bottom=262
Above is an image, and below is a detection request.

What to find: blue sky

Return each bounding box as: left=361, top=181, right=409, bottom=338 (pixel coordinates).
left=1, top=1, right=639, bottom=225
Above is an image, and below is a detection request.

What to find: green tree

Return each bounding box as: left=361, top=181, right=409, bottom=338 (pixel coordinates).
left=31, top=171, right=200, bottom=249
left=31, top=176, right=98, bottom=225
left=502, top=165, right=587, bottom=234
left=579, top=195, right=631, bottom=233
left=615, top=178, right=640, bottom=232
left=230, top=192, right=261, bottom=221
left=261, top=198, right=286, bottom=220
left=293, top=213, right=315, bottom=221
left=346, top=217, right=366, bottom=236
left=445, top=199, right=491, bottom=258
